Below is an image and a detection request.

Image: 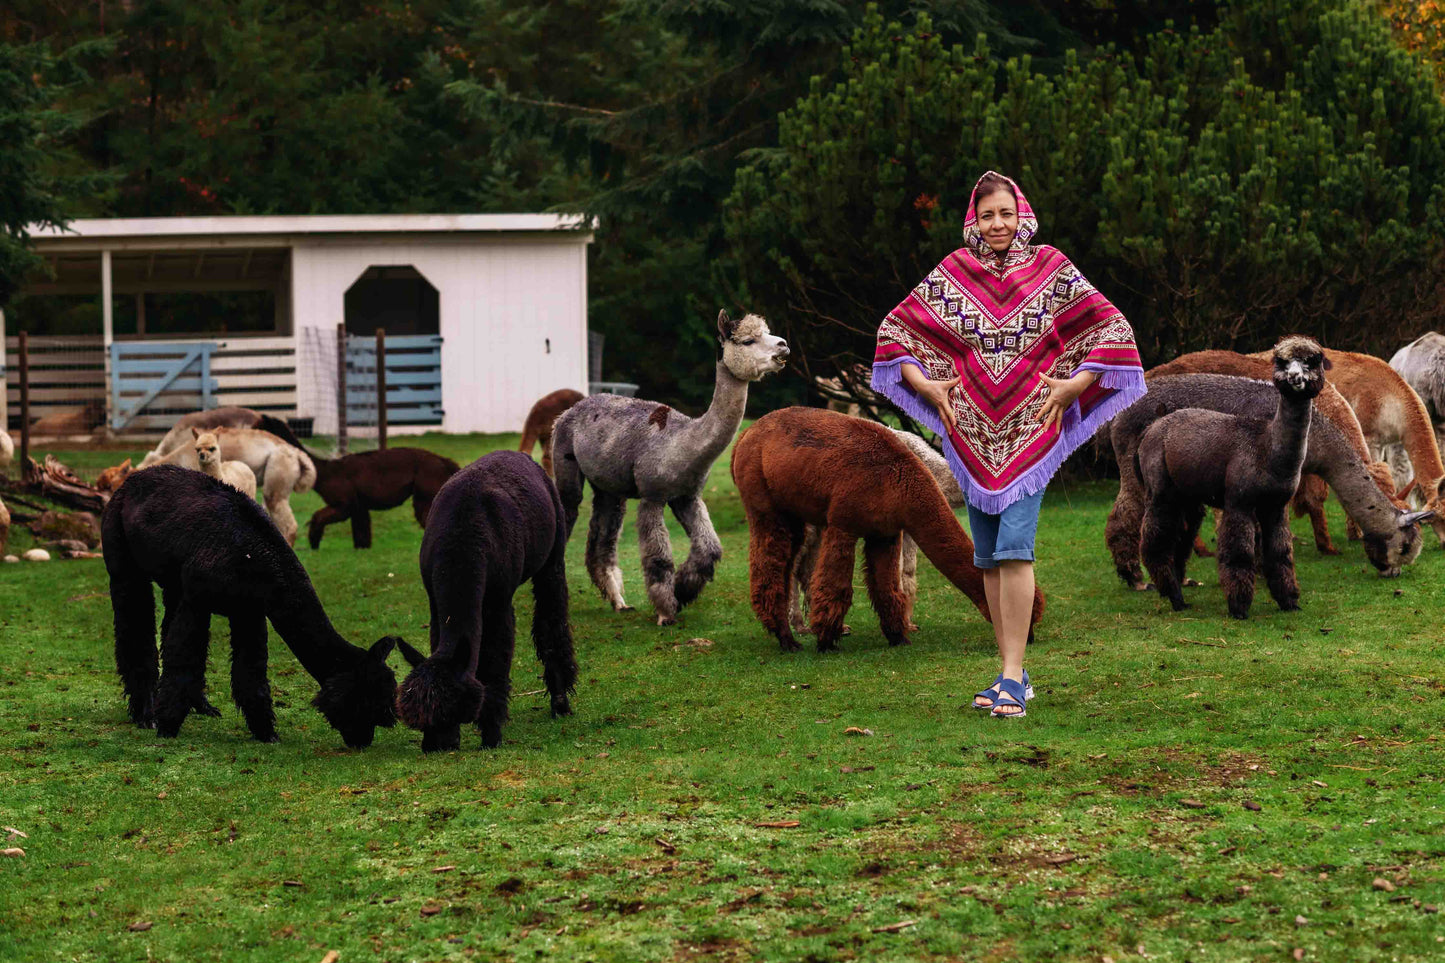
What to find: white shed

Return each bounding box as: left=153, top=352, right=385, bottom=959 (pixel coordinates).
left=3, top=213, right=593, bottom=437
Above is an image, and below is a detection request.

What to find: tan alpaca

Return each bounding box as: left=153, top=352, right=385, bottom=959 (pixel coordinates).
left=192, top=429, right=258, bottom=499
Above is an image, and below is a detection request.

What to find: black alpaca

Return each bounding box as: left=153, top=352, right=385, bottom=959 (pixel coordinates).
left=1137, top=336, right=1328, bottom=619
left=394, top=451, right=577, bottom=752
left=103, top=465, right=404, bottom=746
left=305, top=447, right=460, bottom=549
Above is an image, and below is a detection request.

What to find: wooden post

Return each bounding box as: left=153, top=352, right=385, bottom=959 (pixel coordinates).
left=101, top=248, right=114, bottom=432
left=0, top=306, right=8, bottom=434
left=18, top=330, right=30, bottom=468
left=336, top=322, right=348, bottom=456
left=376, top=328, right=387, bottom=450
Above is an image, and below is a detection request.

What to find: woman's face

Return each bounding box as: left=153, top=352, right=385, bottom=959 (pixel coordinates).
left=975, top=188, right=1019, bottom=254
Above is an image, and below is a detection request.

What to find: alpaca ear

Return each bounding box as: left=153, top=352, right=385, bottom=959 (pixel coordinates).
left=120, top=458, right=132, bottom=471
left=369, top=636, right=399, bottom=660
left=191, top=427, right=200, bottom=439
left=396, top=639, right=426, bottom=668
left=1322, top=356, right=1333, bottom=371
left=1436, top=476, right=1445, bottom=501
left=717, top=309, right=736, bottom=342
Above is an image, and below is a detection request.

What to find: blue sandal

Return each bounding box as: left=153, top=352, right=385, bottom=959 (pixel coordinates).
left=973, top=671, right=1033, bottom=709
left=990, top=677, right=1029, bottom=719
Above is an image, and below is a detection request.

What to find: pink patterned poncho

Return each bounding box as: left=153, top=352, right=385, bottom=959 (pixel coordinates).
left=872, top=172, right=1146, bottom=514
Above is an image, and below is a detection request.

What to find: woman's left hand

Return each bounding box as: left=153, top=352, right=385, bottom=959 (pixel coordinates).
left=1038, top=371, right=1098, bottom=430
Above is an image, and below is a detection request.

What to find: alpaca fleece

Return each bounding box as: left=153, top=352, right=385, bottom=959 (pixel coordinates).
left=306, top=447, right=460, bottom=549
left=731, top=407, right=1044, bottom=652
left=102, top=465, right=403, bottom=747
left=395, top=451, right=577, bottom=752
left=1108, top=374, right=1424, bottom=586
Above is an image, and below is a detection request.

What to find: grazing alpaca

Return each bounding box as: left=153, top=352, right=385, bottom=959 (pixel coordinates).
left=394, top=452, right=576, bottom=751
left=149, top=406, right=307, bottom=460
left=789, top=427, right=965, bottom=635
left=193, top=430, right=258, bottom=499
left=305, top=447, right=460, bottom=549
left=102, top=465, right=403, bottom=746
left=102, top=428, right=316, bottom=545
left=519, top=388, right=584, bottom=477
left=30, top=399, right=105, bottom=437
left=732, top=407, right=1044, bottom=652
left=1389, top=333, right=1445, bottom=436
left=1148, top=350, right=1400, bottom=556
left=551, top=310, right=789, bottom=625
left=1245, top=346, right=1445, bottom=547
left=1108, top=374, right=1427, bottom=587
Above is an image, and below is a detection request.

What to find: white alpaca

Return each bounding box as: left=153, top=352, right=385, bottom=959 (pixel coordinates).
left=193, top=429, right=258, bottom=499
left=133, top=427, right=315, bottom=545
left=0, top=429, right=13, bottom=469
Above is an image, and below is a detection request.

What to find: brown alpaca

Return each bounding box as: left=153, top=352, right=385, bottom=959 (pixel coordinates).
left=519, top=388, right=584, bottom=476
left=306, top=447, right=460, bottom=549
left=1149, top=350, right=1404, bottom=555
left=1247, top=347, right=1445, bottom=546
left=730, top=407, right=1044, bottom=652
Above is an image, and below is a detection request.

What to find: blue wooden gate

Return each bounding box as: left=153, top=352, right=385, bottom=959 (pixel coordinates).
left=345, top=334, right=443, bottom=428
left=110, top=341, right=219, bottom=431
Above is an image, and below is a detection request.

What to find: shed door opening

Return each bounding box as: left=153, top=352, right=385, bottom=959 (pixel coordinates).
left=344, top=265, right=439, bottom=337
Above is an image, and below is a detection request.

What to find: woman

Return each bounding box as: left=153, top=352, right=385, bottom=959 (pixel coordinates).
left=871, top=171, right=1146, bottom=718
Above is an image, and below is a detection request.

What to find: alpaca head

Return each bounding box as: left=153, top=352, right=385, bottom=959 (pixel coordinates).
left=718, top=310, right=789, bottom=382
left=95, top=458, right=133, bottom=492
left=1361, top=508, right=1432, bottom=577
left=393, top=641, right=487, bottom=740
left=1271, top=335, right=1329, bottom=398
left=192, top=429, right=222, bottom=472
left=310, top=636, right=404, bottom=748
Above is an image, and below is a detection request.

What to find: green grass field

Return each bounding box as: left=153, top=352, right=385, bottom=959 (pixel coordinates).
left=2, top=431, right=1443, bottom=962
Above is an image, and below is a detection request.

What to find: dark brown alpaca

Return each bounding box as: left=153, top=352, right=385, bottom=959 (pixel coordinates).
left=519, top=389, right=584, bottom=476
left=1148, top=350, right=1403, bottom=556
left=730, top=407, right=1044, bottom=652
left=306, top=447, right=460, bottom=549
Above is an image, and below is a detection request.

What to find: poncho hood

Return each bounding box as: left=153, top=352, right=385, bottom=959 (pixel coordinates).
left=871, top=173, right=1147, bottom=513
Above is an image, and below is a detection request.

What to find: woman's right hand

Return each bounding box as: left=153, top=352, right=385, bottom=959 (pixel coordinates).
left=901, top=364, right=960, bottom=432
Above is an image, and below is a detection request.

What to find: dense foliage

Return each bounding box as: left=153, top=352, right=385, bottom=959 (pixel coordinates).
left=726, top=0, right=1445, bottom=393
left=2, top=0, right=1443, bottom=407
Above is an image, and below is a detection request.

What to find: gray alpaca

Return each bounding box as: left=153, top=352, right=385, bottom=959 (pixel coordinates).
left=551, top=310, right=789, bottom=624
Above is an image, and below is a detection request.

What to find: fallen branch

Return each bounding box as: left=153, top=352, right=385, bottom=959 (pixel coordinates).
left=23, top=456, right=107, bottom=514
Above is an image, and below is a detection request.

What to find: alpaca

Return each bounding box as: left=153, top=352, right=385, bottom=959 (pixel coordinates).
left=519, top=388, right=584, bottom=476
left=1388, top=332, right=1445, bottom=493
left=1137, top=337, right=1332, bottom=618
left=101, top=428, right=316, bottom=545
left=394, top=451, right=577, bottom=751
left=551, top=310, right=789, bottom=625
left=789, top=427, right=965, bottom=636
left=1245, top=346, right=1445, bottom=547
left=149, top=406, right=307, bottom=461
left=102, top=465, right=404, bottom=746
left=1108, top=374, right=1429, bottom=588
left=731, top=407, right=1045, bottom=652
left=30, top=399, right=105, bottom=437
left=1147, top=350, right=1400, bottom=556
left=0, top=428, right=12, bottom=468
left=305, top=447, right=460, bottom=549
left=193, top=430, right=258, bottom=499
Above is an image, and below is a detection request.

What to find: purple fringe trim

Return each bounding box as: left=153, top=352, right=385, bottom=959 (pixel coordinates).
left=871, top=357, right=1147, bottom=515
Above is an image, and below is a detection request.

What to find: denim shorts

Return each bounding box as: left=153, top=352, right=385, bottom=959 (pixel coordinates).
left=967, top=489, right=1045, bottom=569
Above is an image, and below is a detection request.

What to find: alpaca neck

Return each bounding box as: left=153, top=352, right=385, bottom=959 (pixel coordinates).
left=266, top=573, right=363, bottom=683
left=1316, top=443, right=1402, bottom=540
left=200, top=460, right=221, bottom=479
left=1267, top=392, right=1313, bottom=479
left=683, top=362, right=752, bottom=467
left=901, top=495, right=991, bottom=614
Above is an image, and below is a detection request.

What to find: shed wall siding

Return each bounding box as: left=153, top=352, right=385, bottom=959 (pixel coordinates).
left=291, top=237, right=588, bottom=435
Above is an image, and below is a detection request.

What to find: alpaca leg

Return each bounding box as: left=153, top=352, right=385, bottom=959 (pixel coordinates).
left=670, top=496, right=722, bottom=609
left=307, top=505, right=350, bottom=550
left=1259, top=508, right=1302, bottom=612
left=350, top=507, right=373, bottom=549
left=540, top=429, right=555, bottom=477
left=1105, top=484, right=1149, bottom=590
left=475, top=594, right=517, bottom=749
left=154, top=598, right=213, bottom=738
left=809, top=526, right=858, bottom=652
left=899, top=533, right=921, bottom=632
left=1216, top=508, right=1259, bottom=620
left=749, top=511, right=804, bottom=652
left=531, top=535, right=578, bottom=718
left=637, top=499, right=678, bottom=625
left=1140, top=500, right=1187, bottom=611
left=585, top=491, right=630, bottom=611
left=263, top=472, right=299, bottom=546
left=112, top=572, right=159, bottom=728
left=228, top=609, right=278, bottom=742
left=1294, top=474, right=1338, bottom=555
left=863, top=535, right=909, bottom=646
left=1173, top=503, right=1207, bottom=589
left=789, top=525, right=821, bottom=636
left=161, top=585, right=219, bottom=717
